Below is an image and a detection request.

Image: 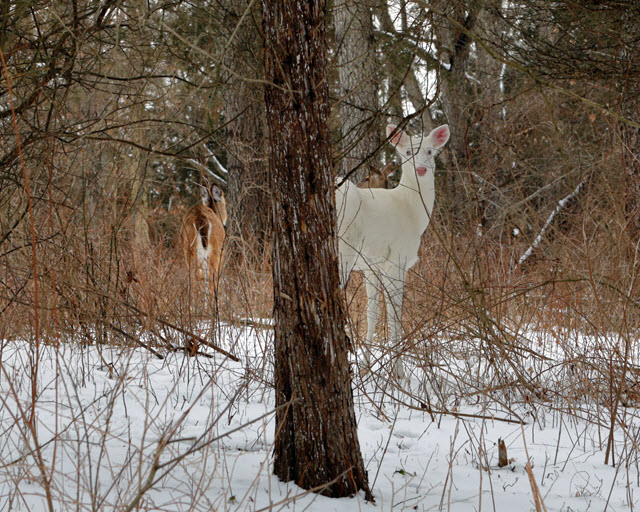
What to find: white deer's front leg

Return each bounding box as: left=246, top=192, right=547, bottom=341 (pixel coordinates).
left=363, top=271, right=381, bottom=369
left=382, top=264, right=406, bottom=378
left=339, top=256, right=354, bottom=289
left=337, top=239, right=356, bottom=289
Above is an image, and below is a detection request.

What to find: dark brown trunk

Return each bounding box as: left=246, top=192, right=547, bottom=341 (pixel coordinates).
left=432, top=0, right=479, bottom=224
left=621, top=10, right=640, bottom=243
left=222, top=0, right=270, bottom=246
left=262, top=0, right=372, bottom=499
left=623, top=119, right=640, bottom=240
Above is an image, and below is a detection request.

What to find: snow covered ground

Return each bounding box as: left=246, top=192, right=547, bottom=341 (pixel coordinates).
left=0, top=323, right=638, bottom=511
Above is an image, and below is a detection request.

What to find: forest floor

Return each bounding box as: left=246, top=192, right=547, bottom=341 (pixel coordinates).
left=0, top=322, right=638, bottom=511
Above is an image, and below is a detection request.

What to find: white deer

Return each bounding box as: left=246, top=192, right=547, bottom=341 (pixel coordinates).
left=336, top=123, right=450, bottom=377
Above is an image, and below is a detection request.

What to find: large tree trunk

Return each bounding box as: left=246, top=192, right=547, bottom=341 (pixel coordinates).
left=263, top=0, right=372, bottom=499
left=333, top=0, right=380, bottom=182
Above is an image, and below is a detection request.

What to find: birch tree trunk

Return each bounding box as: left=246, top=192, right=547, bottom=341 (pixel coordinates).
left=263, top=0, right=372, bottom=499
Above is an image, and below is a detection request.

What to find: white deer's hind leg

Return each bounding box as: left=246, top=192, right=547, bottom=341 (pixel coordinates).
left=363, top=271, right=381, bottom=370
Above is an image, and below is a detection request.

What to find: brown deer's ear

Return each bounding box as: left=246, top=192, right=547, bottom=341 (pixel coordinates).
left=211, top=184, right=223, bottom=203
left=200, top=184, right=209, bottom=204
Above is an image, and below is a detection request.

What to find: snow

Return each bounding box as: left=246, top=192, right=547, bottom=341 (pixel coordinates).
left=0, top=325, right=638, bottom=511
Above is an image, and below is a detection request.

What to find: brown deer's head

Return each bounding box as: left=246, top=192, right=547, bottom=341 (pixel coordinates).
left=201, top=178, right=227, bottom=227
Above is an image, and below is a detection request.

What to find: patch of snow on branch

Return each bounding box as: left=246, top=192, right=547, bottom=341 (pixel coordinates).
left=517, top=181, right=584, bottom=266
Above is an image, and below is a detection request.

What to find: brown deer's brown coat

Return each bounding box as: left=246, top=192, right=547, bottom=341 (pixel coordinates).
left=179, top=181, right=227, bottom=298
left=356, top=162, right=396, bottom=190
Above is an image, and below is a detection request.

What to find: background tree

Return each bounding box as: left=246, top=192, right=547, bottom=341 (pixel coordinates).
left=263, top=0, right=372, bottom=499
left=376, top=0, right=435, bottom=131
left=333, top=0, right=381, bottom=182
left=3, top=0, right=640, bottom=505
left=220, top=0, right=270, bottom=247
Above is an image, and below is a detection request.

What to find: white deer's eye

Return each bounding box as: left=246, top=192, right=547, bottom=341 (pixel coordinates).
left=406, top=149, right=412, bottom=156
left=427, top=149, right=432, bottom=156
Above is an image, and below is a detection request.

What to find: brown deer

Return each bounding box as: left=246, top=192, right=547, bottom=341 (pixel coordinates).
left=179, top=179, right=227, bottom=301
left=356, top=162, right=396, bottom=190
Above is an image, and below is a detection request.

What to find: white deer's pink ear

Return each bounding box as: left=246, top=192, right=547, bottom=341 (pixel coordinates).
left=430, top=125, right=450, bottom=148
left=387, top=124, right=408, bottom=147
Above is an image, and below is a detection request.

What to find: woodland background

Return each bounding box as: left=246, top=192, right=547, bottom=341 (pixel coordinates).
left=2, top=1, right=640, bottom=509
left=1, top=0, right=640, bottom=485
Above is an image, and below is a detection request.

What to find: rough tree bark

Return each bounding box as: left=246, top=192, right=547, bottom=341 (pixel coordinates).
left=262, top=0, right=372, bottom=499
left=333, top=0, right=380, bottom=182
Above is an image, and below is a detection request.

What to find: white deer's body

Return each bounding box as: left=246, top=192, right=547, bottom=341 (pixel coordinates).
left=336, top=124, right=450, bottom=376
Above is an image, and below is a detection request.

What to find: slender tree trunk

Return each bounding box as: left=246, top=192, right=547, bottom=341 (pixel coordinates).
left=263, top=0, right=372, bottom=499
left=333, top=0, right=380, bottom=182
left=622, top=106, right=640, bottom=241
left=377, top=1, right=434, bottom=132
left=474, top=0, right=504, bottom=108
left=127, top=103, right=151, bottom=249
left=621, top=11, right=640, bottom=242
left=222, top=0, right=269, bottom=246
left=473, top=1, right=508, bottom=230
left=432, top=0, right=479, bottom=224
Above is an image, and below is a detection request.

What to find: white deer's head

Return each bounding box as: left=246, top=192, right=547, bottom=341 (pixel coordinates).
left=387, top=124, right=450, bottom=177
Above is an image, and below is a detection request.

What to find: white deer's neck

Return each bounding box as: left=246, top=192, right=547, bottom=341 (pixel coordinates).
left=397, top=162, right=436, bottom=220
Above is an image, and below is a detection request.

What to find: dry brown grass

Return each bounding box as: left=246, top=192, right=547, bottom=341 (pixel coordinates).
left=2, top=80, right=639, bottom=441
